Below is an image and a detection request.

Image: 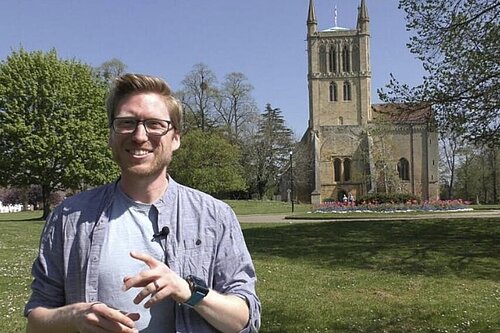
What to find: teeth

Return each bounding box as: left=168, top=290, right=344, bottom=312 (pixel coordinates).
left=130, top=150, right=150, bottom=156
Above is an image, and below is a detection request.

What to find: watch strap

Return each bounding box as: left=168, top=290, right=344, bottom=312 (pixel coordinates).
left=185, top=289, right=207, bottom=307
left=184, top=275, right=209, bottom=307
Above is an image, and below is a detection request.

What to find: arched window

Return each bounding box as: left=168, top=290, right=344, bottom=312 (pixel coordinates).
left=343, top=81, right=351, bottom=101
left=398, top=158, right=410, bottom=180
left=343, top=158, right=351, bottom=181
left=329, top=45, right=337, bottom=72
left=342, top=45, right=351, bottom=72
left=319, top=45, right=327, bottom=73
left=329, top=82, right=338, bottom=101
left=338, top=117, right=343, bottom=125
left=334, top=158, right=342, bottom=182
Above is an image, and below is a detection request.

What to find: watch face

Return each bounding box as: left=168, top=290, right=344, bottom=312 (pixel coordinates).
left=185, top=275, right=209, bottom=307
left=190, top=275, right=206, bottom=288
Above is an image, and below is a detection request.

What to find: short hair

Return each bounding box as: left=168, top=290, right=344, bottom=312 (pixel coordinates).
left=106, top=73, right=182, bottom=132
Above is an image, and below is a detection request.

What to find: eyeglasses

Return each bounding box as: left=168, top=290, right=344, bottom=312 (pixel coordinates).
left=112, top=117, right=174, bottom=136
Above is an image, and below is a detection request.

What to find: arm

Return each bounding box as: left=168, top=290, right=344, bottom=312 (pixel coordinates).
left=192, top=290, right=250, bottom=333
left=123, top=251, right=249, bottom=333
left=27, top=302, right=139, bottom=333
left=25, top=201, right=140, bottom=333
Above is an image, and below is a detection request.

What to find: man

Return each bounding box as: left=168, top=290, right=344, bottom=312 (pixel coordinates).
left=25, top=74, right=261, bottom=333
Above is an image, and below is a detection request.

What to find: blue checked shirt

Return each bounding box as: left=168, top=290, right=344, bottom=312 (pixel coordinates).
left=25, top=177, right=261, bottom=332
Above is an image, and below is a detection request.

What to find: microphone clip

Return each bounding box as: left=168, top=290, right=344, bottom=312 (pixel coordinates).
left=153, top=226, right=170, bottom=239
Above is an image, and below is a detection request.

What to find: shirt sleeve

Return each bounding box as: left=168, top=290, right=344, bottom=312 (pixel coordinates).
left=24, top=207, right=66, bottom=317
left=213, top=205, right=261, bottom=333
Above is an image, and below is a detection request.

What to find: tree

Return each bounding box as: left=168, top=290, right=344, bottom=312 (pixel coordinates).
left=0, top=49, right=118, bottom=218
left=454, top=147, right=480, bottom=202
left=365, top=116, right=403, bottom=195
left=95, top=58, right=127, bottom=84
left=178, top=63, right=217, bottom=132
left=464, top=144, right=498, bottom=204
left=169, top=129, right=246, bottom=196
left=245, top=104, right=295, bottom=199
left=439, top=131, right=464, bottom=199
left=379, top=0, right=500, bottom=146
left=213, top=72, right=259, bottom=142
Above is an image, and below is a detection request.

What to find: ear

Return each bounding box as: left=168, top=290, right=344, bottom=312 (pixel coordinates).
left=171, top=132, right=181, bottom=152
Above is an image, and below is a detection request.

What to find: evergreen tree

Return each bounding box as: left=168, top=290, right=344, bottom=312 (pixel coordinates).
left=245, top=104, right=294, bottom=199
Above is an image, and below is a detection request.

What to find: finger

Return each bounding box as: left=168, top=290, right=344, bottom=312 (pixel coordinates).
left=133, top=281, right=158, bottom=305
left=144, top=287, right=170, bottom=308
left=84, top=303, right=137, bottom=331
left=129, top=251, right=159, bottom=268
left=123, top=271, right=157, bottom=291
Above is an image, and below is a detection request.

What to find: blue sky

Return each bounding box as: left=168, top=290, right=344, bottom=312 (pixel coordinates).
left=0, top=0, right=424, bottom=136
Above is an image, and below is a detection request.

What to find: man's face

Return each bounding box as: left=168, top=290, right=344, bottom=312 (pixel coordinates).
left=109, top=92, right=180, bottom=179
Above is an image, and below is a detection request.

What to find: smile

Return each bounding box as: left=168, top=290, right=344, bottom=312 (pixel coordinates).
left=127, top=149, right=152, bottom=156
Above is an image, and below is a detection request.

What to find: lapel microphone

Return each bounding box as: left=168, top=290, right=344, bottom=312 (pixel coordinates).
left=153, top=226, right=170, bottom=239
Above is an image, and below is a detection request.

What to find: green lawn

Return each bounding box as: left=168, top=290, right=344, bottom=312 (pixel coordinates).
left=1, top=211, right=499, bottom=332
left=225, top=199, right=312, bottom=215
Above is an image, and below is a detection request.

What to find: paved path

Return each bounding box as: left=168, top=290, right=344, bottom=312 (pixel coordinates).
left=237, top=210, right=500, bottom=224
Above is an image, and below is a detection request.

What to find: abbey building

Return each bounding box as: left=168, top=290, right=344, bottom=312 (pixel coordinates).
left=293, top=0, right=439, bottom=204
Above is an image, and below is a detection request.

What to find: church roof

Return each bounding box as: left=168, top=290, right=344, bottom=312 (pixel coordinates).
left=322, top=26, right=350, bottom=32
left=372, top=103, right=433, bottom=124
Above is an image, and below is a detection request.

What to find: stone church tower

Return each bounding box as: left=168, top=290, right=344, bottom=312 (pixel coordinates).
left=293, top=0, right=439, bottom=205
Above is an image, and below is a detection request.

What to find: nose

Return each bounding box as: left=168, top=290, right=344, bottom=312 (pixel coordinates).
left=131, top=121, right=149, bottom=142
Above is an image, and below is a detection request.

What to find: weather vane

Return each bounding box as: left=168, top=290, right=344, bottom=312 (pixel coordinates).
left=334, top=5, right=338, bottom=27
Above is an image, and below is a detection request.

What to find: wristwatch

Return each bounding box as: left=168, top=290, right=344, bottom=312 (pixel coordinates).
left=184, top=275, right=209, bottom=307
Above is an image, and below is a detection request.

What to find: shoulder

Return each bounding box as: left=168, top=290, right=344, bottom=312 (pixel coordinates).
left=167, top=178, right=235, bottom=220
left=49, top=182, right=116, bottom=224
left=61, top=182, right=115, bottom=209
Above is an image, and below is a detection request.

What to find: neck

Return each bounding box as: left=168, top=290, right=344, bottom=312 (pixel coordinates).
left=118, top=171, right=169, bottom=204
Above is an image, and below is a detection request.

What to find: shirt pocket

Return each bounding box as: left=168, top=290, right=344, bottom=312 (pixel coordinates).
left=181, top=237, right=214, bottom=282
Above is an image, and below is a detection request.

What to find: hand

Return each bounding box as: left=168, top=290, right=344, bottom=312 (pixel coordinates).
left=122, top=251, right=192, bottom=308
left=75, top=302, right=140, bottom=333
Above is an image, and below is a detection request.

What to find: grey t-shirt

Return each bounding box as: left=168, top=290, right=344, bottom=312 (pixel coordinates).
left=98, top=185, right=175, bottom=332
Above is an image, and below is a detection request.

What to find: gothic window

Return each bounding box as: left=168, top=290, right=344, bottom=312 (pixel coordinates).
left=329, top=82, right=338, bottom=101
left=342, top=45, right=351, bottom=72
left=329, top=45, right=337, bottom=72
left=338, top=117, right=343, bottom=125
left=398, top=158, right=410, bottom=180
left=319, top=45, right=327, bottom=73
left=343, top=158, right=351, bottom=181
left=334, top=158, right=342, bottom=182
left=343, top=81, right=351, bottom=101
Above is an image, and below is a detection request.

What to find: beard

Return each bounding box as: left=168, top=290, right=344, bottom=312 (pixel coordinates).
left=112, top=148, right=172, bottom=178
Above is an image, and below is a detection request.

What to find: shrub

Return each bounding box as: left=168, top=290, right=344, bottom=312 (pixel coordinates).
left=357, top=193, right=419, bottom=204
left=313, top=199, right=471, bottom=213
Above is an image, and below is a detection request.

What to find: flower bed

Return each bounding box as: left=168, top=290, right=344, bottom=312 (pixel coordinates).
left=314, top=199, right=472, bottom=213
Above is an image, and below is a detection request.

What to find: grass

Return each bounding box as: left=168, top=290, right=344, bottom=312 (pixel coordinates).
left=469, top=204, right=500, bottom=211
left=225, top=199, right=312, bottom=215
left=1, top=211, right=499, bottom=332
left=0, top=211, right=44, bottom=333
left=246, top=219, right=500, bottom=332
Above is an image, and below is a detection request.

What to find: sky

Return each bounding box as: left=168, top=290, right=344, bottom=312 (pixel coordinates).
left=0, top=0, right=425, bottom=137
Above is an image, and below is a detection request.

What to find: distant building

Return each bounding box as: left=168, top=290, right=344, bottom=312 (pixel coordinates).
left=286, top=0, right=439, bottom=204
